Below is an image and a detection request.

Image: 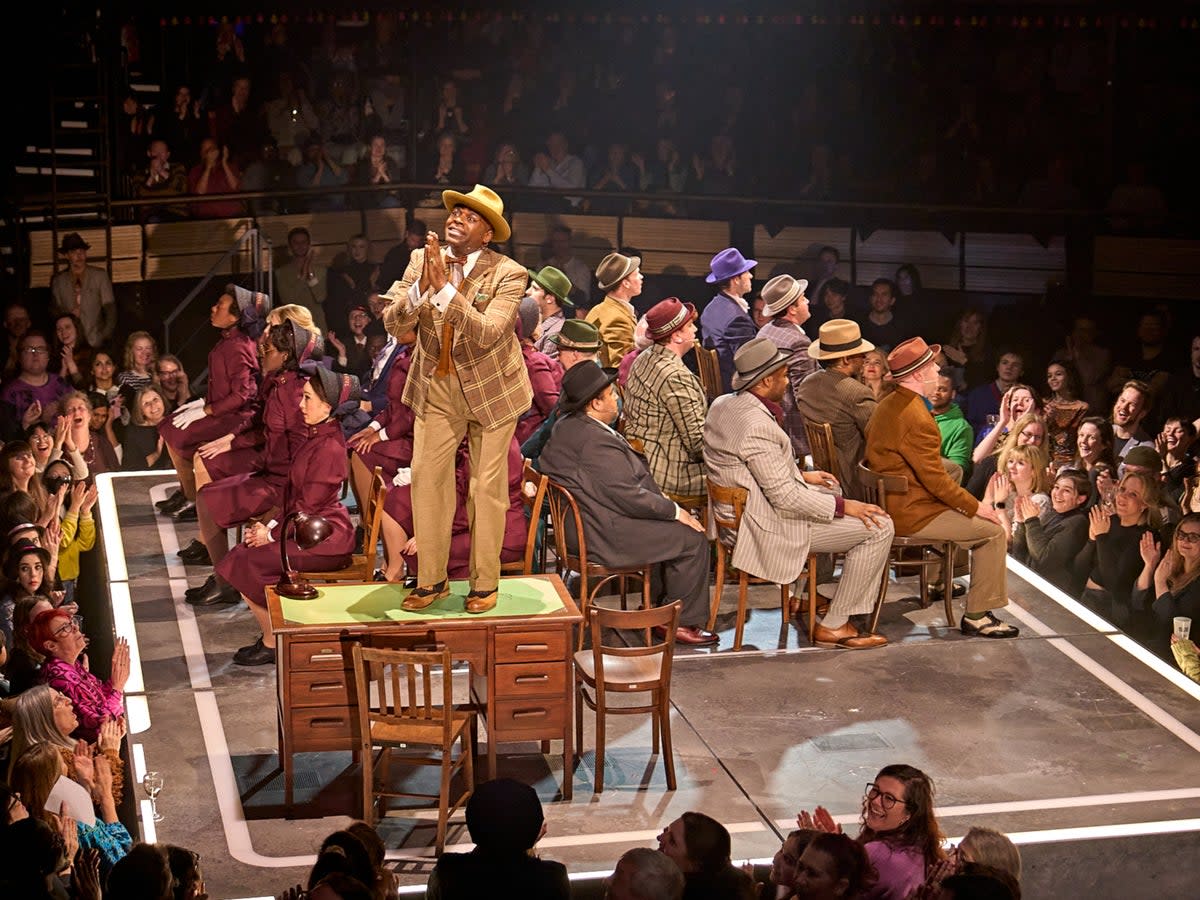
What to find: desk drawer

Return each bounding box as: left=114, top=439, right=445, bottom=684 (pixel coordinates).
left=290, top=670, right=351, bottom=707
left=490, top=697, right=566, bottom=739
left=289, top=707, right=353, bottom=751
left=288, top=639, right=346, bottom=671
left=494, top=628, right=565, bottom=663
left=493, top=661, right=566, bottom=698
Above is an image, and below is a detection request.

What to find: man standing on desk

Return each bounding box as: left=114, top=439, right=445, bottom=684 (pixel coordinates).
left=381, top=185, right=531, bottom=614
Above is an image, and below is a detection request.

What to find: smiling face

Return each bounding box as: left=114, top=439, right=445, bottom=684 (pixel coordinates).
left=1112, top=387, right=1146, bottom=428
left=1077, top=423, right=1102, bottom=460
left=139, top=390, right=166, bottom=425
left=1017, top=420, right=1045, bottom=447
left=1005, top=455, right=1032, bottom=485
left=1163, top=420, right=1193, bottom=455
left=656, top=817, right=693, bottom=873
left=1046, top=364, right=1066, bottom=395
left=864, top=775, right=911, bottom=833
left=1114, top=474, right=1149, bottom=521
left=132, top=337, right=155, bottom=369
left=1174, top=518, right=1200, bottom=564
left=1051, top=476, right=1089, bottom=514
left=55, top=317, right=78, bottom=347
left=28, top=426, right=52, bottom=458
left=91, top=352, right=115, bottom=385
left=8, top=446, right=35, bottom=483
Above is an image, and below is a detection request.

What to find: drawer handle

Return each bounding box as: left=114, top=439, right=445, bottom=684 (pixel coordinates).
left=514, top=674, right=550, bottom=684
left=309, top=653, right=342, bottom=664
left=514, top=643, right=549, bottom=653
left=511, top=708, right=548, bottom=719
left=309, top=718, right=346, bottom=728
left=309, top=682, right=343, bottom=692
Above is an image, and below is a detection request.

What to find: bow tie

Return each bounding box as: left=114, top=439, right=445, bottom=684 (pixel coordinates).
left=446, top=254, right=470, bottom=267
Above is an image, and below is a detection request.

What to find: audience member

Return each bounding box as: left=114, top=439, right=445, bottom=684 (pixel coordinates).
left=860, top=278, right=909, bottom=352
left=1042, top=360, right=1089, bottom=466
left=188, top=138, right=243, bottom=218
left=106, top=842, right=173, bottom=900
left=607, top=846, right=685, bottom=900
left=135, top=139, right=190, bottom=221
left=589, top=252, right=642, bottom=368
left=1010, top=468, right=1091, bottom=596
left=931, top=373, right=973, bottom=480
left=1109, top=380, right=1155, bottom=461
left=48, top=234, right=117, bottom=350
left=1, top=301, right=33, bottom=380
left=1108, top=311, right=1172, bottom=405
left=981, top=443, right=1052, bottom=543
left=328, top=235, right=379, bottom=335
left=156, top=84, right=205, bottom=167
left=515, top=296, right=562, bottom=445
left=957, top=826, right=1022, bottom=890
left=2, top=332, right=72, bottom=429
left=859, top=348, right=894, bottom=403
left=943, top=308, right=991, bottom=391
left=793, top=832, right=876, bottom=900
left=295, top=135, right=349, bottom=211
left=964, top=351, right=1026, bottom=439
left=529, top=131, right=586, bottom=201
left=1160, top=334, right=1200, bottom=426
left=544, top=225, right=593, bottom=308
left=31, top=607, right=129, bottom=742
left=50, top=314, right=91, bottom=390
left=328, top=306, right=376, bottom=380
left=1055, top=316, right=1112, bottom=414
left=657, top=811, right=755, bottom=900
left=1157, top=416, right=1197, bottom=504
left=699, top=248, right=758, bottom=393
left=757, top=275, right=818, bottom=458
left=705, top=338, right=894, bottom=649
left=85, top=351, right=117, bottom=400
left=1136, top=511, right=1200, bottom=658
left=357, top=134, right=403, bottom=208
left=811, top=278, right=851, bottom=331
left=275, top=226, right=331, bottom=331
left=970, top=385, right=1041, bottom=470
left=263, top=71, right=319, bottom=164
left=154, top=355, right=192, bottom=411
left=116, top=330, right=159, bottom=408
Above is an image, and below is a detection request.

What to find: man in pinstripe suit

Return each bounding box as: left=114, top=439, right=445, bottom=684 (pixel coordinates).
left=704, top=338, right=895, bottom=649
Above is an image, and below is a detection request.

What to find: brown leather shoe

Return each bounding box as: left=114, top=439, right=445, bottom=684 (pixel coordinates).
left=672, top=625, right=719, bottom=646
left=790, top=592, right=831, bottom=619
left=401, top=580, right=449, bottom=611
left=464, top=589, right=498, bottom=614
left=813, top=621, right=889, bottom=650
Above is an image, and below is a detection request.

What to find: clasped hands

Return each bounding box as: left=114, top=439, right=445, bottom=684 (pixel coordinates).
left=418, top=231, right=450, bottom=295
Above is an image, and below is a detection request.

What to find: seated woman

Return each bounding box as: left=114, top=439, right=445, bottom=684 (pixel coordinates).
left=32, top=606, right=129, bottom=742
left=157, top=285, right=265, bottom=522
left=1136, top=511, right=1200, bottom=658
left=966, top=412, right=1047, bottom=500
left=981, top=443, right=1052, bottom=543
left=52, top=313, right=92, bottom=389
left=41, top=469, right=97, bottom=605
left=798, top=764, right=946, bottom=900
left=1158, top=416, right=1197, bottom=505
left=957, top=826, right=1022, bottom=892
left=378, top=437, right=528, bottom=584
left=793, top=832, right=877, bottom=900
left=749, top=829, right=818, bottom=900
left=58, top=389, right=117, bottom=476
left=1043, top=360, right=1089, bottom=467
left=187, top=318, right=322, bottom=606
left=970, top=383, right=1041, bottom=465
left=10, top=741, right=131, bottom=875
left=1010, top=468, right=1091, bottom=596
left=858, top=348, right=893, bottom=402
left=0, top=441, right=54, bottom=525
left=86, top=350, right=118, bottom=399
left=656, top=811, right=756, bottom=899
left=346, top=321, right=417, bottom=510
left=1077, top=470, right=1163, bottom=636
left=6, top=594, right=53, bottom=694
left=118, top=386, right=171, bottom=470
left=10, top=684, right=126, bottom=805
left=215, top=368, right=359, bottom=667
left=515, top=296, right=561, bottom=446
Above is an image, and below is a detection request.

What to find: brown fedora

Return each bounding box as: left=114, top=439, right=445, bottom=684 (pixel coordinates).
left=595, top=252, right=640, bottom=293
left=807, top=319, right=874, bottom=360
left=760, top=274, right=808, bottom=318
left=887, top=336, right=942, bottom=380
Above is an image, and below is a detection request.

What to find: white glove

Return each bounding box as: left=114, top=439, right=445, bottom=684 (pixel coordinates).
left=392, top=467, right=412, bottom=487
left=174, top=398, right=205, bottom=414
left=172, top=404, right=207, bottom=430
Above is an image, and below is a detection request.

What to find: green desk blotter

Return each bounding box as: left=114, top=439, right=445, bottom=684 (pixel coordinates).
left=279, top=577, right=564, bottom=625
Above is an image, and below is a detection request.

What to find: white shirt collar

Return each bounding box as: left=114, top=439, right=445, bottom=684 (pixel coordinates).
left=446, top=247, right=484, bottom=278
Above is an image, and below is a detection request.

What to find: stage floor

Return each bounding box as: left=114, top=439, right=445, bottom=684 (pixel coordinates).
left=98, top=473, right=1200, bottom=899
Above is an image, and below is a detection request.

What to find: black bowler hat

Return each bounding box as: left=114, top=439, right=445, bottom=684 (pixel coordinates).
left=557, top=361, right=617, bottom=415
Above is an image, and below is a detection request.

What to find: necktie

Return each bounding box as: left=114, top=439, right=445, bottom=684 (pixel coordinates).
left=436, top=255, right=467, bottom=377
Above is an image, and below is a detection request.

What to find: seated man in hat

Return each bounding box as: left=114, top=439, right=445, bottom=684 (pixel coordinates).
left=865, top=337, right=1020, bottom=638
left=521, top=319, right=604, bottom=465
left=758, top=274, right=817, bottom=459
left=528, top=265, right=573, bottom=359
left=540, top=363, right=718, bottom=645
left=588, top=252, right=642, bottom=368
left=624, top=298, right=707, bottom=499
left=50, top=233, right=116, bottom=349
left=795, top=319, right=878, bottom=501
left=705, top=338, right=894, bottom=649
left=699, top=247, right=758, bottom=393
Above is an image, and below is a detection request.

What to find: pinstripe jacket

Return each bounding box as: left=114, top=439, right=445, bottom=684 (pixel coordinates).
left=623, top=343, right=708, bottom=496
left=382, top=247, right=532, bottom=430
left=704, top=392, right=838, bottom=585
left=758, top=319, right=817, bottom=458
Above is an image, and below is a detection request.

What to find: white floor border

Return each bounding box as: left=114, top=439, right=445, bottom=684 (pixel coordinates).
left=94, top=473, right=1200, bottom=877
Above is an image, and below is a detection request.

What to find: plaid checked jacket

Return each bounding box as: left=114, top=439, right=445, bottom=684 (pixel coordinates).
left=622, top=343, right=708, bottom=496
left=382, top=247, right=532, bottom=430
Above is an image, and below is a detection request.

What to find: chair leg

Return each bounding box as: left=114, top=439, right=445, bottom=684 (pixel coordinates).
left=869, top=556, right=890, bottom=634
left=733, top=572, right=749, bottom=650
left=436, top=748, right=451, bottom=854
left=642, top=571, right=653, bottom=646
left=378, top=745, right=392, bottom=819
left=807, top=558, right=819, bottom=644
left=651, top=705, right=660, bottom=754
left=659, top=689, right=677, bottom=791
left=779, top=582, right=789, bottom=627
left=360, top=742, right=374, bottom=825
left=464, top=720, right=476, bottom=791
left=593, top=704, right=606, bottom=794
left=573, top=680, right=584, bottom=771
left=942, top=544, right=956, bottom=625
left=576, top=574, right=591, bottom=651
left=708, top=545, right=726, bottom=632
left=619, top=573, right=629, bottom=611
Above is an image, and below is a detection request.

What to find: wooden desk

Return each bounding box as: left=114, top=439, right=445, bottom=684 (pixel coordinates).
left=266, top=575, right=581, bottom=810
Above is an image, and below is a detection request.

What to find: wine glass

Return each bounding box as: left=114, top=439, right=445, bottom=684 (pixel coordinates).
left=142, top=771, right=164, bottom=822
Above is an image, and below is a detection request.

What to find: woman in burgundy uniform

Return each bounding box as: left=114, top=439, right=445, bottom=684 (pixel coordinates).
left=158, top=284, right=265, bottom=521
left=185, top=320, right=323, bottom=606
left=218, top=366, right=359, bottom=666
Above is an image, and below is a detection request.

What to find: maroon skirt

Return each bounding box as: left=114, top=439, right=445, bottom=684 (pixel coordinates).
left=159, top=409, right=254, bottom=457
left=198, top=471, right=285, bottom=529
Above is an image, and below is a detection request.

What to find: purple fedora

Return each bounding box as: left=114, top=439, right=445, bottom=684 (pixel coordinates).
left=705, top=247, right=757, bottom=284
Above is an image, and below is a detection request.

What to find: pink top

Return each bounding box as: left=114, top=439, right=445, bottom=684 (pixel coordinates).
left=862, top=841, right=926, bottom=900
left=40, top=656, right=124, bottom=743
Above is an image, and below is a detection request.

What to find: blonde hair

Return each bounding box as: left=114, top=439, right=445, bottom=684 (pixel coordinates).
left=10, top=742, right=63, bottom=826
left=998, top=443, right=1051, bottom=495
left=994, top=412, right=1046, bottom=460
left=1164, top=512, right=1200, bottom=594
left=960, top=827, right=1021, bottom=883
left=123, top=330, right=159, bottom=372
left=1118, top=470, right=1162, bottom=529
left=269, top=303, right=317, bottom=330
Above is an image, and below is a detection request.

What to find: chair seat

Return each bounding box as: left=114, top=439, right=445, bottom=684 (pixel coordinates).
left=573, top=650, right=663, bottom=689
left=369, top=712, right=473, bottom=747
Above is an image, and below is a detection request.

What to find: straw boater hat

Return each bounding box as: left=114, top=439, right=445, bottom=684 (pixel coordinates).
left=441, top=184, right=511, bottom=242
left=548, top=319, right=602, bottom=352
left=807, top=319, right=874, bottom=360
left=595, top=252, right=640, bottom=293
left=887, top=337, right=942, bottom=380
left=558, top=361, right=617, bottom=414
left=527, top=266, right=574, bottom=308
left=645, top=297, right=697, bottom=343
left=731, top=337, right=796, bottom=392
left=760, top=274, right=809, bottom=317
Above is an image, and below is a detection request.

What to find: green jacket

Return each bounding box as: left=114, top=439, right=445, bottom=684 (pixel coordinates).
left=934, top=402, right=974, bottom=476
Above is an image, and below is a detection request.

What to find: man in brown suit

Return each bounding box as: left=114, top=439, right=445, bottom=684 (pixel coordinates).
left=865, top=338, right=1019, bottom=638
left=382, top=185, right=531, bottom=613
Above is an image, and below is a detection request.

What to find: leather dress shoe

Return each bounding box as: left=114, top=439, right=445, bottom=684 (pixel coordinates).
left=178, top=539, right=210, bottom=564
left=464, top=589, right=497, bottom=614
left=670, top=626, right=719, bottom=646
left=157, top=490, right=186, bottom=514
left=813, top=621, right=889, bottom=650
left=186, top=575, right=240, bottom=606
left=401, top=580, right=449, bottom=611
left=960, top=612, right=1019, bottom=639
left=929, top=580, right=968, bottom=600
left=233, top=635, right=276, bottom=666
left=168, top=500, right=197, bottom=521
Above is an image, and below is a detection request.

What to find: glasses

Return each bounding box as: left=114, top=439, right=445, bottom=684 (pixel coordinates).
left=1177, top=531, right=1200, bottom=545
left=21, top=346, right=49, bottom=355
left=865, top=783, right=905, bottom=810
left=158, top=367, right=180, bottom=377
left=52, top=616, right=84, bottom=639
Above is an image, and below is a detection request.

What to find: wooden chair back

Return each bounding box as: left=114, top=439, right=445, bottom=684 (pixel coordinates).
left=505, top=461, right=548, bottom=575
left=545, top=478, right=587, bottom=577
left=584, top=600, right=681, bottom=696
left=857, top=461, right=909, bottom=510
left=706, top=478, right=748, bottom=548
left=361, top=466, right=387, bottom=569
left=694, top=340, right=722, bottom=402
left=350, top=644, right=456, bottom=745
left=804, top=421, right=840, bottom=482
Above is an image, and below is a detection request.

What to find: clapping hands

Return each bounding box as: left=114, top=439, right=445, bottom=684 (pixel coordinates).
left=796, top=806, right=843, bottom=834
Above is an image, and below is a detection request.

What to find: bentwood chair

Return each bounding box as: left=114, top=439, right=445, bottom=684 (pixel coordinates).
left=857, top=461, right=955, bottom=631
left=694, top=341, right=722, bottom=403
left=574, top=600, right=681, bottom=793
left=301, top=467, right=386, bottom=583
left=501, top=461, right=549, bottom=576
left=804, top=421, right=841, bottom=484
left=349, top=644, right=475, bottom=855
left=706, top=478, right=820, bottom=649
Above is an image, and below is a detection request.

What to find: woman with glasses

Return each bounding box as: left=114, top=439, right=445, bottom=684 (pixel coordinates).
left=797, top=764, right=946, bottom=900
left=965, top=412, right=1048, bottom=501
left=1078, top=470, right=1163, bottom=637
left=1135, top=511, right=1200, bottom=657
left=29, top=606, right=129, bottom=743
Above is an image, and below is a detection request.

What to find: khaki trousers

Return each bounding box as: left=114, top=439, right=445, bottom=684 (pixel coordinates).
left=412, top=374, right=516, bottom=592
left=908, top=510, right=1007, bottom=613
